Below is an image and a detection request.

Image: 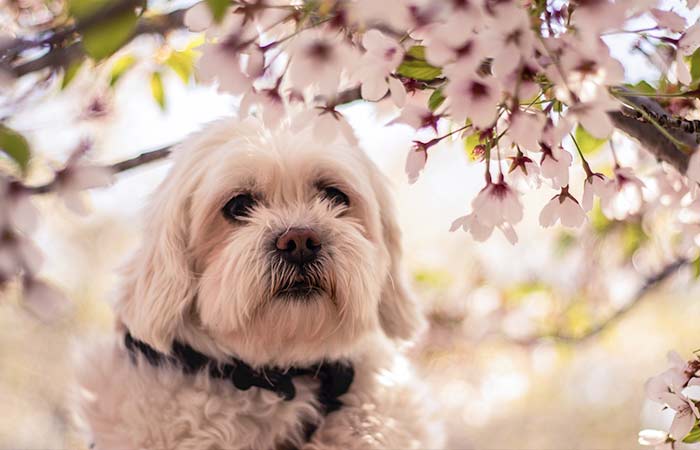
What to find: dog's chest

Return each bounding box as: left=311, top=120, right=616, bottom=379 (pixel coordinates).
left=81, top=349, right=323, bottom=450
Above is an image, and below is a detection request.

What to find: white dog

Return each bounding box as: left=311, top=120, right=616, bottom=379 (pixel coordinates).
left=79, top=118, right=445, bottom=450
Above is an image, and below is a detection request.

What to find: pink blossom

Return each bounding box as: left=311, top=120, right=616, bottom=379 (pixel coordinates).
left=507, top=153, right=541, bottom=190
left=55, top=165, right=115, bottom=215
left=601, top=166, right=646, bottom=220
left=651, top=9, right=686, bottom=33
left=287, top=30, right=358, bottom=97
left=355, top=30, right=405, bottom=102
left=22, top=277, right=69, bottom=323
left=508, top=111, right=545, bottom=152
left=582, top=172, right=613, bottom=212
left=450, top=213, right=518, bottom=245
left=389, top=104, right=441, bottom=131
left=471, top=176, right=524, bottom=228
left=291, top=107, right=358, bottom=146
left=443, top=70, right=500, bottom=129
left=405, top=146, right=427, bottom=184
left=687, top=149, right=700, bottom=185
left=539, top=188, right=586, bottom=228
left=539, top=144, right=572, bottom=189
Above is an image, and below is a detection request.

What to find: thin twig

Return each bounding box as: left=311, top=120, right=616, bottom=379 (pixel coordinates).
left=518, top=258, right=689, bottom=345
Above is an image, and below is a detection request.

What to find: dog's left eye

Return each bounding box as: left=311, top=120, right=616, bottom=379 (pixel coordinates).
left=321, top=187, right=350, bottom=207
left=222, top=194, right=257, bottom=220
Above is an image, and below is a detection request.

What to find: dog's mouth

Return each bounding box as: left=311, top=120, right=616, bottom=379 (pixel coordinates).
left=273, top=268, right=327, bottom=299
left=276, top=280, right=324, bottom=297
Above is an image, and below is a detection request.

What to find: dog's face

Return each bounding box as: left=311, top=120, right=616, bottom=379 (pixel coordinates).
left=119, top=119, right=421, bottom=366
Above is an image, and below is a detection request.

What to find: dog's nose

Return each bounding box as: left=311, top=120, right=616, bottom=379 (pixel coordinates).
left=275, top=227, right=322, bottom=265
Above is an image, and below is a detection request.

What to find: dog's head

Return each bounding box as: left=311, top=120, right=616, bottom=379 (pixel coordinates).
left=118, top=119, right=422, bottom=366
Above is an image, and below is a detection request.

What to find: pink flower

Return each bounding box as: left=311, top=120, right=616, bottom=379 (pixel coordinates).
left=567, top=95, right=618, bottom=139
left=582, top=172, right=613, bottom=212
left=450, top=213, right=518, bottom=245
left=287, top=29, right=358, bottom=97
left=405, top=145, right=427, bottom=184
left=471, top=175, right=524, bottom=228
left=443, top=69, right=500, bottom=129
left=651, top=9, right=686, bottom=33
left=389, top=104, right=441, bottom=131
left=355, top=30, right=405, bottom=103
left=291, top=107, right=358, bottom=146
left=687, top=149, right=700, bottom=185
left=638, top=429, right=670, bottom=449
left=539, top=144, right=572, bottom=189
left=658, top=391, right=700, bottom=440
left=55, top=165, right=115, bottom=215
left=507, top=153, right=541, bottom=190
left=508, top=111, right=545, bottom=152
left=601, top=166, right=646, bottom=220
left=22, top=277, right=69, bottom=323
left=539, top=188, right=586, bottom=228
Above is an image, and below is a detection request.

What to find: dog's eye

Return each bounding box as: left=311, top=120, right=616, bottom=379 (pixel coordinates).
left=321, top=187, right=350, bottom=207
left=222, top=194, right=256, bottom=220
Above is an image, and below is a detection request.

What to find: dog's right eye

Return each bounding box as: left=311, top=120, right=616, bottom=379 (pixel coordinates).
left=222, top=194, right=256, bottom=220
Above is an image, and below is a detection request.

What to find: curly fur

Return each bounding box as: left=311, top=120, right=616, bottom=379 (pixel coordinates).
left=79, top=118, right=445, bottom=450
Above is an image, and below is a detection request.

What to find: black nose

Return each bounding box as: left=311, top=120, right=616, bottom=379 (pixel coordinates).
left=275, top=227, right=322, bottom=265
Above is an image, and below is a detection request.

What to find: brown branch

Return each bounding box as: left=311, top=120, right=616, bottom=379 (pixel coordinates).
left=608, top=91, right=696, bottom=174
left=519, top=257, right=689, bottom=345
left=23, top=145, right=173, bottom=195
left=6, top=7, right=188, bottom=77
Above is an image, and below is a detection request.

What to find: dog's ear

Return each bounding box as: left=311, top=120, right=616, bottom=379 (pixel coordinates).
left=368, top=165, right=425, bottom=341
left=117, top=154, right=198, bottom=353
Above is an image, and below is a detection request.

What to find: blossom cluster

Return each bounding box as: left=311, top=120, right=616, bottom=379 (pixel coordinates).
left=179, top=0, right=700, bottom=248
left=640, top=351, right=700, bottom=449
left=0, top=142, right=113, bottom=320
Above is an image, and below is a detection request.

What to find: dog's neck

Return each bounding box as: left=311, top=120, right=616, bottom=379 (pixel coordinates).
left=123, top=331, right=355, bottom=442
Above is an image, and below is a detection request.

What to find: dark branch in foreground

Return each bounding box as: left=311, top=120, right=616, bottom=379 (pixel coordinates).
left=519, top=257, right=689, bottom=345
left=609, top=91, right=696, bottom=174
left=23, top=145, right=173, bottom=195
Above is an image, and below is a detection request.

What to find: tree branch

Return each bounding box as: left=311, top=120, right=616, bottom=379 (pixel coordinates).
left=517, top=257, right=689, bottom=345
left=5, top=7, right=188, bottom=77
left=23, top=145, right=173, bottom=195
left=608, top=91, right=696, bottom=174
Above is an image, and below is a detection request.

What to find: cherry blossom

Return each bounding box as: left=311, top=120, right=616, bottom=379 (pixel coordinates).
left=471, top=175, right=524, bottom=229
left=405, top=145, right=427, bottom=184
left=507, top=153, right=541, bottom=190
left=287, top=29, right=358, bottom=97
left=539, top=188, right=586, bottom=228
left=443, top=69, right=501, bottom=129
left=291, top=107, right=358, bottom=146
left=355, top=30, right=405, bottom=103
left=508, top=111, right=545, bottom=152
left=582, top=172, right=614, bottom=212
left=539, top=144, right=572, bottom=190
left=389, top=104, right=441, bottom=131
left=601, top=166, right=646, bottom=220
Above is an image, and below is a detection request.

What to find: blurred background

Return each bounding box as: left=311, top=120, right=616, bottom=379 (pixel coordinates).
left=2, top=1, right=700, bottom=449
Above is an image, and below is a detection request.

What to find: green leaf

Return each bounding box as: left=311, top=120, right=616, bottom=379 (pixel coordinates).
left=693, top=255, right=700, bottom=279
left=624, top=80, right=656, bottom=95
left=463, top=132, right=482, bottom=161
left=81, top=10, right=138, bottom=60
left=61, top=59, right=83, bottom=89
left=206, top=0, right=229, bottom=22
left=150, top=71, right=166, bottom=110
left=690, top=47, right=700, bottom=86
left=165, top=50, right=196, bottom=84
left=109, top=54, right=136, bottom=86
left=0, top=124, right=31, bottom=174
left=428, top=89, right=445, bottom=111
left=397, top=45, right=442, bottom=81
left=684, top=421, right=700, bottom=443
left=406, top=45, right=427, bottom=60
left=574, top=124, right=608, bottom=155
left=68, top=0, right=108, bottom=19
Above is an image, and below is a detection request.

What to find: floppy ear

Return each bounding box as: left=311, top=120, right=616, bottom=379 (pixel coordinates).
left=369, top=166, right=425, bottom=341
left=117, top=155, right=199, bottom=353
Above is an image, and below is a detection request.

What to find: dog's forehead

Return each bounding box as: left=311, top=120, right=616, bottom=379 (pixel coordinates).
left=205, top=129, right=373, bottom=195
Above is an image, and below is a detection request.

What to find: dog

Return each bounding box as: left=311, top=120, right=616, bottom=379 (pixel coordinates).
left=79, top=118, right=445, bottom=450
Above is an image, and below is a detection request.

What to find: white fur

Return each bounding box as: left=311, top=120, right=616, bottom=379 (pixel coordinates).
left=80, top=118, right=445, bottom=449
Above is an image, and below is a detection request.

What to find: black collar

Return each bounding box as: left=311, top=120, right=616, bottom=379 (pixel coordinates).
left=123, top=332, right=354, bottom=441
